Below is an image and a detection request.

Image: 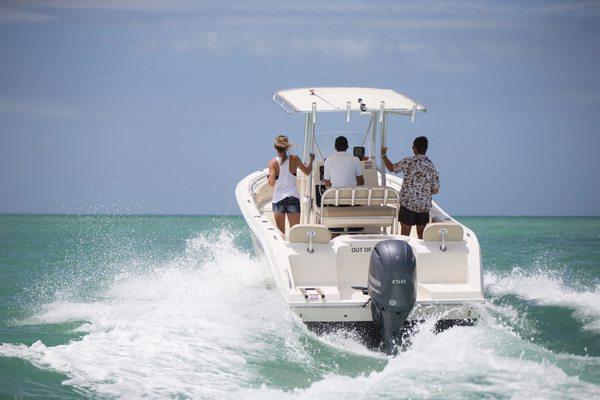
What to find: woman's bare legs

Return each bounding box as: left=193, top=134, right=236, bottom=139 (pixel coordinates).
left=287, top=213, right=301, bottom=229
left=274, top=212, right=286, bottom=233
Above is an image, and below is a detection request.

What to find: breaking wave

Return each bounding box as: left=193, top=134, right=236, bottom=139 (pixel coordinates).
left=485, top=269, right=600, bottom=333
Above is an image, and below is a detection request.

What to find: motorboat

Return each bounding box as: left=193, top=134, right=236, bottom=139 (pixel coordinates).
left=236, top=87, right=484, bottom=353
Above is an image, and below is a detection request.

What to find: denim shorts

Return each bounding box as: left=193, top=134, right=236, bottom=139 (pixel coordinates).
left=272, top=196, right=301, bottom=214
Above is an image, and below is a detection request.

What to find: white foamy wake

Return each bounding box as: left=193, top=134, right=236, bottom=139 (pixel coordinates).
left=1, top=233, right=599, bottom=399
left=0, top=231, right=305, bottom=399
left=235, top=315, right=600, bottom=400
left=485, top=269, right=600, bottom=332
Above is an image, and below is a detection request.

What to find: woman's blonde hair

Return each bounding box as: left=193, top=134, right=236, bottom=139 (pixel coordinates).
left=274, top=135, right=292, bottom=163
left=274, top=135, right=292, bottom=150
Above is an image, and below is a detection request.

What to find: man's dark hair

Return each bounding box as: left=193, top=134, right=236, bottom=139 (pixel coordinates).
left=335, top=136, right=349, bottom=151
left=413, top=136, right=428, bottom=154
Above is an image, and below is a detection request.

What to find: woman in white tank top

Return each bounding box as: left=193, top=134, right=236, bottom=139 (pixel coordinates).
left=268, top=135, right=314, bottom=234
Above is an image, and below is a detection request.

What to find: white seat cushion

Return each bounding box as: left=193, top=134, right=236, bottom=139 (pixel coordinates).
left=318, top=205, right=396, bottom=218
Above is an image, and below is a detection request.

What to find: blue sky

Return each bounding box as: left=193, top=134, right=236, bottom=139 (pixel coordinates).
left=1, top=0, right=599, bottom=215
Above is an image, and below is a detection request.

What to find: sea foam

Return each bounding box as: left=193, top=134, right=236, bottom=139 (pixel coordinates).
left=1, top=231, right=599, bottom=399
left=1, top=231, right=302, bottom=398
left=485, top=269, right=600, bottom=332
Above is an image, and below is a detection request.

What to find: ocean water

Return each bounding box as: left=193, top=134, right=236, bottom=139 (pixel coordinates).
left=0, top=215, right=598, bottom=399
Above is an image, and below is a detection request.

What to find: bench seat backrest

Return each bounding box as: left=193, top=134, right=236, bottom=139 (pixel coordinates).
left=320, top=186, right=400, bottom=207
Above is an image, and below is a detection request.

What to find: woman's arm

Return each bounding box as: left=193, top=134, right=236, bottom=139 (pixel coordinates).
left=292, top=154, right=315, bottom=175
left=268, top=159, right=279, bottom=187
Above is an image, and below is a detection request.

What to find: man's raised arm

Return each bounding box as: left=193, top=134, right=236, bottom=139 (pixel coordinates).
left=381, top=147, right=395, bottom=172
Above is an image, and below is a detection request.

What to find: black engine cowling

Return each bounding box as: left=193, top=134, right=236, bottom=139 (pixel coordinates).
left=368, top=240, right=416, bottom=354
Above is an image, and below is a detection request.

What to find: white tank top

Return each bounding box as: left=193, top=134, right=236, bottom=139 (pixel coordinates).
left=272, top=156, right=300, bottom=204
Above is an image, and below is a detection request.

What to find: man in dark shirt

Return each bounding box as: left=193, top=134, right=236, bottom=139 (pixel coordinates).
left=382, top=136, right=439, bottom=239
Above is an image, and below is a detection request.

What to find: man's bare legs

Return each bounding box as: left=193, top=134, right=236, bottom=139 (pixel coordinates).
left=416, top=224, right=426, bottom=239
left=401, top=223, right=426, bottom=239
left=400, top=222, right=412, bottom=236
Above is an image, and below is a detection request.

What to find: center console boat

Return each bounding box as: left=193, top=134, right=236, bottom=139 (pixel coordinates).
left=236, top=87, right=484, bottom=353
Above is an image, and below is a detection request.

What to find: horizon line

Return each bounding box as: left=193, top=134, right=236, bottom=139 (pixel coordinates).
left=0, top=213, right=599, bottom=218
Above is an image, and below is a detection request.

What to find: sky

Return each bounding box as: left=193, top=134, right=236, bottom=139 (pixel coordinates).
left=1, top=0, right=599, bottom=216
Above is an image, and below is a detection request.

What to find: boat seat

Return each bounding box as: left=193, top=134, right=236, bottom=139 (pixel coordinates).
left=422, top=222, right=464, bottom=241
left=287, top=224, right=331, bottom=243
left=316, top=205, right=397, bottom=228
left=318, top=205, right=396, bottom=218
left=317, top=186, right=400, bottom=232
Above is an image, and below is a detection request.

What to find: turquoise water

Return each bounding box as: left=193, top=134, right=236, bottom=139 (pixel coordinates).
left=0, top=215, right=599, bottom=399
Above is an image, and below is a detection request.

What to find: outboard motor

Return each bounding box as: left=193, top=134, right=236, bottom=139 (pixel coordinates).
left=368, top=240, right=416, bottom=354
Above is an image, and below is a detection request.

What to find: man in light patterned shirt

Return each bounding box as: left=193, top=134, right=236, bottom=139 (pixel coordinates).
left=382, top=136, right=439, bottom=239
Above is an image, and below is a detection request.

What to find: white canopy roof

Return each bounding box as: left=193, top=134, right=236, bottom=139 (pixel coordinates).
left=273, top=87, right=426, bottom=114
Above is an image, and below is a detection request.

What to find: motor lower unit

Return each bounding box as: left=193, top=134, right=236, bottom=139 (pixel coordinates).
left=368, top=240, right=416, bottom=354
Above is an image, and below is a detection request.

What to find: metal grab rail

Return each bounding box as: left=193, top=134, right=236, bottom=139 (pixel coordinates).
left=439, top=228, right=448, bottom=251
left=306, top=229, right=316, bottom=253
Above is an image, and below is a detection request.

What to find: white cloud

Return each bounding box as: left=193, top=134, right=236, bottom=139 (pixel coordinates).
left=4, top=0, right=595, bottom=73
left=288, top=37, right=374, bottom=59
left=150, top=31, right=375, bottom=59
left=4, top=0, right=199, bottom=12
left=0, top=6, right=57, bottom=23
left=7, top=0, right=600, bottom=19
left=0, top=99, right=77, bottom=120
left=161, top=30, right=276, bottom=56
left=137, top=26, right=521, bottom=72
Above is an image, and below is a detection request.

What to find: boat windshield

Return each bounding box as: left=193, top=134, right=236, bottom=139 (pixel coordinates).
left=314, top=131, right=373, bottom=160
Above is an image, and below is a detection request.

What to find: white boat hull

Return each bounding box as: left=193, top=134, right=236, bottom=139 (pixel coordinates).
left=236, top=169, right=485, bottom=325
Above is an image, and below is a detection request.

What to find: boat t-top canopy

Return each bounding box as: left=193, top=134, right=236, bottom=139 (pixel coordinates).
left=273, top=87, right=426, bottom=218
left=273, top=87, right=427, bottom=115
